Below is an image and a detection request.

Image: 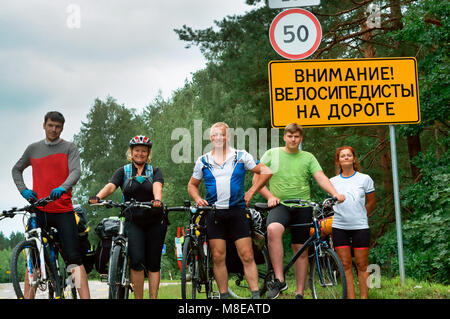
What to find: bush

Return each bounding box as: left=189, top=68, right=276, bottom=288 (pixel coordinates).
left=370, top=149, right=450, bottom=284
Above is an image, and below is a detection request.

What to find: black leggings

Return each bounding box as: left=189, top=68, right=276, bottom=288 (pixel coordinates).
left=127, top=219, right=167, bottom=272
left=36, top=210, right=82, bottom=265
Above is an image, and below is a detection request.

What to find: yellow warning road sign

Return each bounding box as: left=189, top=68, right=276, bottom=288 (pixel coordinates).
left=268, top=57, right=420, bottom=128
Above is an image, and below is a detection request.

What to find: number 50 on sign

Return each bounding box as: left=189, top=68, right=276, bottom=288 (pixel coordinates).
left=269, top=8, right=322, bottom=60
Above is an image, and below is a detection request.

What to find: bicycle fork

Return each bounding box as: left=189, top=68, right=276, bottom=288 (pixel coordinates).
left=314, top=243, right=337, bottom=287
left=120, top=241, right=131, bottom=290
left=25, top=228, right=47, bottom=288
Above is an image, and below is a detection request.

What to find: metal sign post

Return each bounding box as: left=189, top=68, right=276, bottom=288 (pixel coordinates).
left=389, top=125, right=406, bottom=284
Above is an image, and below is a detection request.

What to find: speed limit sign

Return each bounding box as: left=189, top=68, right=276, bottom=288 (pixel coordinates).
left=269, top=8, right=322, bottom=59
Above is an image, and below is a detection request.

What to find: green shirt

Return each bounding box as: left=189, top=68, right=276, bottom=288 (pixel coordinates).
left=260, top=147, right=322, bottom=202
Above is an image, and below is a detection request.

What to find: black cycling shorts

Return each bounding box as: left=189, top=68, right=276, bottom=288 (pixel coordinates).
left=127, top=211, right=167, bottom=272
left=206, top=207, right=251, bottom=242
left=36, top=210, right=82, bottom=266
left=332, top=227, right=370, bottom=249
left=266, top=204, right=313, bottom=244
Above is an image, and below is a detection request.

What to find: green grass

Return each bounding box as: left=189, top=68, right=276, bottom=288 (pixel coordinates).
left=367, top=276, right=450, bottom=299
left=148, top=277, right=450, bottom=299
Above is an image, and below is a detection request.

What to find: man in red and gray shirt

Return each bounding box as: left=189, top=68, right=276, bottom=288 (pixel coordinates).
left=12, top=111, right=90, bottom=299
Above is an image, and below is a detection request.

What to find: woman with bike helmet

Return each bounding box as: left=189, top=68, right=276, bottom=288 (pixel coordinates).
left=330, top=146, right=376, bottom=299
left=89, top=135, right=166, bottom=299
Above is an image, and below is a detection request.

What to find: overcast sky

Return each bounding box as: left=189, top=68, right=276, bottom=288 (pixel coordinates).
left=0, top=0, right=264, bottom=236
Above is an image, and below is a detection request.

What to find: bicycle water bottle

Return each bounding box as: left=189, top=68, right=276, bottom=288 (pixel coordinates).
left=29, top=212, right=37, bottom=229
left=49, top=242, right=57, bottom=263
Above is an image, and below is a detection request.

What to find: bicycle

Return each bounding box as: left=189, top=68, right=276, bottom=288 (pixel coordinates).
left=169, top=201, right=272, bottom=299
left=253, top=197, right=347, bottom=299
left=90, top=199, right=159, bottom=299
left=1, top=197, right=70, bottom=299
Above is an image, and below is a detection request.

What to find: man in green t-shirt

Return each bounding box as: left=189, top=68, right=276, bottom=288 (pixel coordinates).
left=255, top=123, right=345, bottom=299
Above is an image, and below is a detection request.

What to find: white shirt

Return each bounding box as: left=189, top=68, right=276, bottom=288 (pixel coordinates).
left=330, top=171, right=374, bottom=230
left=192, top=148, right=257, bottom=209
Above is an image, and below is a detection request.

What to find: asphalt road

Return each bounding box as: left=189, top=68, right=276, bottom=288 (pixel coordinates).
left=0, top=280, right=109, bottom=299
left=0, top=280, right=180, bottom=299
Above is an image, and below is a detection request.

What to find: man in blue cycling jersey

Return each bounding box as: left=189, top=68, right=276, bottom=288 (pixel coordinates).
left=188, top=122, right=272, bottom=299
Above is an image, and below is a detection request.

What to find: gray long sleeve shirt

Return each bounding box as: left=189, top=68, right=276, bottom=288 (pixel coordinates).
left=12, top=138, right=81, bottom=212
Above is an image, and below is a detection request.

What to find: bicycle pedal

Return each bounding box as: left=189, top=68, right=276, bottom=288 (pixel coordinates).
left=128, top=283, right=134, bottom=292
left=99, top=274, right=108, bottom=282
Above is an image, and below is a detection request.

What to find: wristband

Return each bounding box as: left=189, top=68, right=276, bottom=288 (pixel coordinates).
left=89, top=196, right=100, bottom=202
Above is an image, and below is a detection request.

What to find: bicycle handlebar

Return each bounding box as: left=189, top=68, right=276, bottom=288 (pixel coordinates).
left=0, top=196, right=54, bottom=219
left=283, top=197, right=338, bottom=207
left=164, top=204, right=217, bottom=214
left=90, top=199, right=157, bottom=210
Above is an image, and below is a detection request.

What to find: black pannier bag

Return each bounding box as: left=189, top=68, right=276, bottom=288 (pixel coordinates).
left=94, top=217, right=120, bottom=239
left=225, top=209, right=266, bottom=274
left=94, top=217, right=120, bottom=274
left=74, top=205, right=95, bottom=274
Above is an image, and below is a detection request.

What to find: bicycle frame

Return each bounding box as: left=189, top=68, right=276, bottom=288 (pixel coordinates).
left=257, top=198, right=339, bottom=289
left=167, top=203, right=217, bottom=298
left=282, top=214, right=327, bottom=277
left=24, top=222, right=48, bottom=288
left=184, top=208, right=210, bottom=284
left=14, top=210, right=60, bottom=296
left=90, top=199, right=156, bottom=298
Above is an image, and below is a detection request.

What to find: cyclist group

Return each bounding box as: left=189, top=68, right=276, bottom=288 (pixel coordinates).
left=10, top=111, right=375, bottom=299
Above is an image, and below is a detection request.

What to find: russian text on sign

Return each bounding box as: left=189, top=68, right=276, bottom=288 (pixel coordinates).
left=268, top=58, right=420, bottom=128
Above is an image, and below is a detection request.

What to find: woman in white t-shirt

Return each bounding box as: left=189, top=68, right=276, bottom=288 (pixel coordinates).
left=330, top=146, right=375, bottom=299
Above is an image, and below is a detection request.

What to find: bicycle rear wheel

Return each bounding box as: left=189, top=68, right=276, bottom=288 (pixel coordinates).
left=181, top=236, right=199, bottom=299
left=109, top=244, right=129, bottom=299
left=310, top=247, right=347, bottom=299
left=10, top=240, right=62, bottom=299
left=226, top=244, right=273, bottom=299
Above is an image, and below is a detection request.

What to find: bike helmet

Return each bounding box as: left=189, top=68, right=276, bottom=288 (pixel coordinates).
left=129, top=135, right=152, bottom=148
left=249, top=208, right=263, bottom=232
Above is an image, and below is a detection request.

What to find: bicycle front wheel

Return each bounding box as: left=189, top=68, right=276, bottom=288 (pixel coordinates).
left=181, top=235, right=198, bottom=299
left=310, top=247, right=347, bottom=299
left=10, top=240, right=61, bottom=299
left=109, top=244, right=129, bottom=299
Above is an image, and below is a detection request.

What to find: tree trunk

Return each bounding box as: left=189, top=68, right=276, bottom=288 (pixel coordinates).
left=362, top=7, right=392, bottom=192
left=389, top=0, right=422, bottom=180
left=407, top=135, right=421, bottom=179
left=377, top=127, right=393, bottom=193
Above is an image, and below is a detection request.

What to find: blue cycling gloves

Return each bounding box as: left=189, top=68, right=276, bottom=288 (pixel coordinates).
left=50, top=187, right=66, bottom=200
left=21, top=189, right=37, bottom=201
left=21, top=187, right=65, bottom=201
